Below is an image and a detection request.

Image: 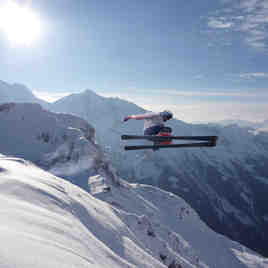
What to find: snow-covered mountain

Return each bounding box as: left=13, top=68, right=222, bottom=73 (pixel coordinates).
left=0, top=102, right=108, bottom=190
left=1, top=82, right=268, bottom=257
left=1, top=154, right=268, bottom=268
left=0, top=80, right=47, bottom=106
left=212, top=119, right=268, bottom=132
left=49, top=90, right=268, bottom=257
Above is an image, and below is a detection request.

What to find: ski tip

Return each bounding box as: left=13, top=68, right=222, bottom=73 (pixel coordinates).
left=121, top=135, right=127, bottom=140
left=124, top=146, right=136, bottom=151
left=211, top=136, right=218, bottom=146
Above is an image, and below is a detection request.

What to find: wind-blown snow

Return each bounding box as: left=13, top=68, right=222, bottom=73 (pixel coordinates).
left=0, top=155, right=267, bottom=268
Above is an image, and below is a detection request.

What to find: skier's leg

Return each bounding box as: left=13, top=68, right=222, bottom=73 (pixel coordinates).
left=160, top=126, right=172, bottom=133
left=144, top=126, right=163, bottom=151
left=144, top=125, right=163, bottom=136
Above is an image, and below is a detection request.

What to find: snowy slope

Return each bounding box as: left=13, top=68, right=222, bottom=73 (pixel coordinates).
left=50, top=90, right=268, bottom=257
left=1, top=154, right=267, bottom=268
left=0, top=156, right=159, bottom=268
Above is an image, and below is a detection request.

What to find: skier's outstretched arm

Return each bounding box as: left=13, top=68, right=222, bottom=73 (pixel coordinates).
left=123, top=112, right=158, bottom=122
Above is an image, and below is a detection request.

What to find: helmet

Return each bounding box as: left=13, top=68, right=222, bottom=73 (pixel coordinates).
left=160, top=110, right=173, bottom=121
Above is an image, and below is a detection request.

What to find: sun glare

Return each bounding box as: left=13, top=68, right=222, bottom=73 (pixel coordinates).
left=0, top=1, right=41, bottom=46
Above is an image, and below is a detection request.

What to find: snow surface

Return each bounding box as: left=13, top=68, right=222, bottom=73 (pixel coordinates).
left=0, top=155, right=267, bottom=268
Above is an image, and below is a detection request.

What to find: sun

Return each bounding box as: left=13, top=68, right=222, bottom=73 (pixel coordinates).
left=0, top=1, right=41, bottom=46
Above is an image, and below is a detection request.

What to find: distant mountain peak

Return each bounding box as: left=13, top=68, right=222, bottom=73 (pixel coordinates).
left=84, top=88, right=98, bottom=95
left=81, top=89, right=105, bottom=100
left=0, top=80, right=8, bottom=86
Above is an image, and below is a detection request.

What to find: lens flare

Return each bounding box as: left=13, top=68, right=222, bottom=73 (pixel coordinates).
left=0, top=1, right=41, bottom=45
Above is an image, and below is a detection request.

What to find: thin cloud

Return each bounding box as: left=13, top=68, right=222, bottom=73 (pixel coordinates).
left=33, top=91, right=73, bottom=102
left=153, top=100, right=268, bottom=122
left=239, top=72, right=268, bottom=79
left=158, top=89, right=268, bottom=98
left=103, top=88, right=268, bottom=99
left=193, top=74, right=205, bottom=80
left=178, top=101, right=268, bottom=122
left=141, top=100, right=268, bottom=123
left=208, top=17, right=233, bottom=29
left=240, top=0, right=260, bottom=12
left=220, top=0, right=233, bottom=3
left=206, top=0, right=268, bottom=50
left=99, top=89, right=268, bottom=122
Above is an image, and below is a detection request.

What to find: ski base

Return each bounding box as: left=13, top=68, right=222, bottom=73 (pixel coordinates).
left=124, top=141, right=215, bottom=151
left=122, top=134, right=218, bottom=142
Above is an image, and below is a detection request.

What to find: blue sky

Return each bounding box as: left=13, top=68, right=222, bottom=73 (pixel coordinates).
left=0, top=0, right=268, bottom=122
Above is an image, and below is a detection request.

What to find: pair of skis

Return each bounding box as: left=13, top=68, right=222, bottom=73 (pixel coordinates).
left=121, top=135, right=218, bottom=151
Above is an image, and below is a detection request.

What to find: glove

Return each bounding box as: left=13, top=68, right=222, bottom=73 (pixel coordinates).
left=123, top=116, right=131, bottom=122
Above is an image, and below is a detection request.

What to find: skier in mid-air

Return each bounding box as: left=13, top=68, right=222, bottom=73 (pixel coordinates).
left=122, top=110, right=218, bottom=150
left=123, top=110, right=173, bottom=135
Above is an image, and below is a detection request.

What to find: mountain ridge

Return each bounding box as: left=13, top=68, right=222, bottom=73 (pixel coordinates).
left=1, top=81, right=268, bottom=257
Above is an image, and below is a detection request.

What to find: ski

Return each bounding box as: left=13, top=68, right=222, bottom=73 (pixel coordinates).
left=122, top=134, right=218, bottom=142
left=124, top=141, right=216, bottom=151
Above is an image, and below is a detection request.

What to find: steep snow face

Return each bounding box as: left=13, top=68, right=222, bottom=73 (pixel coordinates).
left=0, top=102, right=105, bottom=189
left=1, top=155, right=267, bottom=268
left=50, top=90, right=268, bottom=257
left=0, top=156, right=159, bottom=268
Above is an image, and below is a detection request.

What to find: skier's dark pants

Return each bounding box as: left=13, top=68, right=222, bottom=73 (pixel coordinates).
left=144, top=125, right=172, bottom=136
left=144, top=125, right=164, bottom=136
